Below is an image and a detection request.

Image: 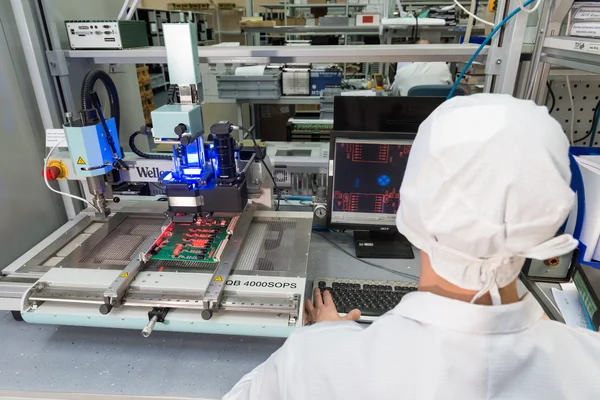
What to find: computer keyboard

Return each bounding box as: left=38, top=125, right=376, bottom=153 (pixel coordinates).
left=313, top=278, right=418, bottom=322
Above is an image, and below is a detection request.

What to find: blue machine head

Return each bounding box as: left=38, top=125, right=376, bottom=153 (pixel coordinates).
left=63, top=117, right=122, bottom=177
left=152, top=103, right=210, bottom=185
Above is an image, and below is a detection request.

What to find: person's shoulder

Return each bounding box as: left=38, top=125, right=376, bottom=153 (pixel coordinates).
left=538, top=320, right=600, bottom=349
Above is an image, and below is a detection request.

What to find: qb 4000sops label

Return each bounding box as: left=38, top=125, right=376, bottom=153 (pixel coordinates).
left=226, top=280, right=297, bottom=289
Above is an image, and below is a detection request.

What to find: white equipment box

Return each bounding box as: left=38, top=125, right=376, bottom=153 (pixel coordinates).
left=65, top=20, right=148, bottom=50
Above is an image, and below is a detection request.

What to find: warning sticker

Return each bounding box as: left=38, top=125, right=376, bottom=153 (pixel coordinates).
left=120, top=272, right=129, bottom=278
left=214, top=276, right=223, bottom=282
left=76, top=156, right=86, bottom=165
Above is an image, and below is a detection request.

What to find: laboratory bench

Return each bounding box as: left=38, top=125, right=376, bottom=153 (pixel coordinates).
left=0, top=231, right=419, bottom=400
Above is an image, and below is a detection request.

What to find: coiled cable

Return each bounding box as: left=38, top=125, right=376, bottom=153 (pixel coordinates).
left=81, top=69, right=120, bottom=132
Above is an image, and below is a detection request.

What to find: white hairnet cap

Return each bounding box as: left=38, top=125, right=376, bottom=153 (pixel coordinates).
left=396, top=94, right=578, bottom=305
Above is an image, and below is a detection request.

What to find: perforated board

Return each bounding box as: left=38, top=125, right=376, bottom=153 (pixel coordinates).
left=547, top=76, right=600, bottom=148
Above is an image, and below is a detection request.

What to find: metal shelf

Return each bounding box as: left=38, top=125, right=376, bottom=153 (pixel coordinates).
left=237, top=96, right=321, bottom=105
left=261, top=3, right=366, bottom=9
left=64, top=44, right=488, bottom=64
left=541, top=36, right=600, bottom=75
left=242, top=25, right=379, bottom=35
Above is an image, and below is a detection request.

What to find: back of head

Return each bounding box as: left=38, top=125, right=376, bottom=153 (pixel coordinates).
left=396, top=94, right=578, bottom=302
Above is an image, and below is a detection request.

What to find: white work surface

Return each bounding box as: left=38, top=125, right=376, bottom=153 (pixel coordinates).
left=0, top=232, right=419, bottom=400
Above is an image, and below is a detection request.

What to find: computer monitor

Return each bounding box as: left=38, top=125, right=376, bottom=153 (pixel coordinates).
left=327, top=96, right=443, bottom=258
left=326, top=131, right=415, bottom=259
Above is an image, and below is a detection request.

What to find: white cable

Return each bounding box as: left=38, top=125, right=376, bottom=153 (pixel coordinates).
left=463, top=0, right=477, bottom=44
left=125, top=0, right=140, bottom=20
left=117, top=0, right=130, bottom=20
left=453, top=0, right=496, bottom=27
left=517, top=0, right=543, bottom=14
left=565, top=76, right=575, bottom=145
left=396, top=0, right=408, bottom=18
left=44, top=140, right=99, bottom=212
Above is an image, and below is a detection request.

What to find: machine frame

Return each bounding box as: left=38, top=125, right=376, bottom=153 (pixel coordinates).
left=2, top=201, right=312, bottom=337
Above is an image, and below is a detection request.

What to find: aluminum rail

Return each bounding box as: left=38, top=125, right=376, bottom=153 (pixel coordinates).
left=64, top=44, right=489, bottom=64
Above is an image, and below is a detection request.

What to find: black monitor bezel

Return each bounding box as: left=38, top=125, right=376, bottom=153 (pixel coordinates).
left=326, top=130, right=416, bottom=231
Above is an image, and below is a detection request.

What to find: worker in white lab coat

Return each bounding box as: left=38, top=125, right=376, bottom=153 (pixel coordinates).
left=391, top=39, right=453, bottom=96
left=223, top=94, right=600, bottom=400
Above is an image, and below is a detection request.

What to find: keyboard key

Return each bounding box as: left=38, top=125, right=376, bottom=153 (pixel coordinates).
left=319, top=281, right=326, bottom=289
left=360, top=307, right=382, bottom=317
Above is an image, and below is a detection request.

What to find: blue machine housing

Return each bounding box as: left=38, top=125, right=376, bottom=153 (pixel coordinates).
left=63, top=117, right=122, bottom=177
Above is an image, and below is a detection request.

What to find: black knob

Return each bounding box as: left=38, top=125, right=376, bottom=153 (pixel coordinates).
left=113, top=196, right=120, bottom=203
left=174, top=123, right=187, bottom=136
left=180, top=133, right=192, bottom=146
left=201, top=309, right=213, bottom=320
left=99, top=303, right=113, bottom=315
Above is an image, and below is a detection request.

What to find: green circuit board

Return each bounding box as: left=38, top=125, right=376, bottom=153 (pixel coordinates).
left=150, top=217, right=233, bottom=263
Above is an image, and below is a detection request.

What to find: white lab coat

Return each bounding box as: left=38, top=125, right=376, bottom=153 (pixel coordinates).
left=224, top=291, right=600, bottom=400
left=391, top=62, right=453, bottom=96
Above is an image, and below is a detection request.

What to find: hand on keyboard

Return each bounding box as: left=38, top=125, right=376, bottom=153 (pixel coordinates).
left=304, top=287, right=361, bottom=325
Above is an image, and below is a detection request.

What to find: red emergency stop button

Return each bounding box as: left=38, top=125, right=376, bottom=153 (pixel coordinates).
left=45, top=166, right=61, bottom=181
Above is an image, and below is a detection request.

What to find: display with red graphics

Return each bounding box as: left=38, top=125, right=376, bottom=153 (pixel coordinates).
left=330, top=138, right=412, bottom=226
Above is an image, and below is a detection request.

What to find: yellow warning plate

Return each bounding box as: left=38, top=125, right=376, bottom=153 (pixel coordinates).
left=76, top=156, right=86, bottom=165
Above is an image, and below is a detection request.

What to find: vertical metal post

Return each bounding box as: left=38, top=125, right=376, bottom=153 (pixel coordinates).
left=244, top=0, right=254, bottom=44
left=10, top=0, right=77, bottom=219
left=483, top=0, right=531, bottom=95
left=40, top=0, right=78, bottom=115
left=237, top=102, right=244, bottom=139
left=490, top=0, right=529, bottom=94
left=522, top=0, right=555, bottom=99
left=528, top=0, right=575, bottom=103
left=216, top=8, right=222, bottom=43
left=483, top=0, right=508, bottom=93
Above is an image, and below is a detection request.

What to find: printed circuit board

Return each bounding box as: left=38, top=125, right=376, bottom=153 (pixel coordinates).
left=150, top=216, right=237, bottom=263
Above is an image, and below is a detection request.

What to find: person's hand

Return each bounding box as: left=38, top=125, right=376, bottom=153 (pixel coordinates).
left=304, top=288, right=361, bottom=325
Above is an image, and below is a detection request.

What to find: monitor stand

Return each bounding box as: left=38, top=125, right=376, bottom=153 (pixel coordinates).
left=353, top=230, right=414, bottom=259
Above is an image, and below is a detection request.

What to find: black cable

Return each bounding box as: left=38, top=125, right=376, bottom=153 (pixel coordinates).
left=414, top=14, right=419, bottom=43
left=341, top=70, right=358, bottom=89
left=81, top=69, right=120, bottom=132
left=546, top=81, right=556, bottom=113
left=239, top=126, right=281, bottom=211
left=311, top=230, right=420, bottom=281
left=575, top=99, right=600, bottom=144
left=129, top=129, right=173, bottom=160
left=166, top=84, right=178, bottom=105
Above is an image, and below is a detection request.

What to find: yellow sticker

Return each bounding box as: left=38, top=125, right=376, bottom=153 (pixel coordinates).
left=214, top=276, right=223, bottom=282
left=120, top=272, right=129, bottom=278
left=76, top=156, right=86, bottom=165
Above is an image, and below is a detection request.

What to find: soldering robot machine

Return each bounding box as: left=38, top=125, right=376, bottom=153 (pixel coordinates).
left=0, top=23, right=312, bottom=338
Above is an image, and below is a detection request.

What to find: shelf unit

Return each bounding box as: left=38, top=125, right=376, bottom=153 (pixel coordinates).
left=541, top=36, right=600, bottom=75
left=237, top=96, right=322, bottom=105
left=63, top=43, right=488, bottom=64
left=242, top=25, right=379, bottom=35
left=260, top=3, right=368, bottom=9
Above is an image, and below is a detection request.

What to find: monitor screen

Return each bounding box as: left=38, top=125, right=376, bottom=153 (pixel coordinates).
left=330, top=137, right=412, bottom=227
left=333, top=96, right=445, bottom=133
